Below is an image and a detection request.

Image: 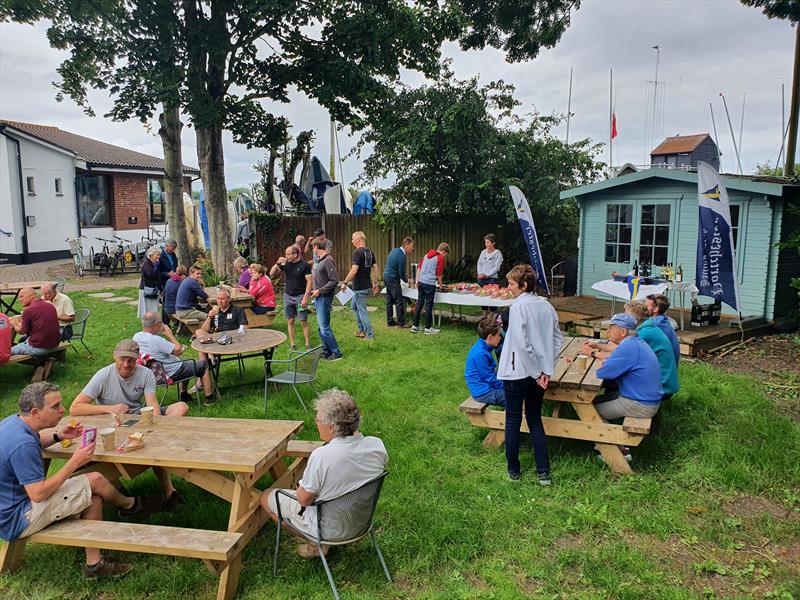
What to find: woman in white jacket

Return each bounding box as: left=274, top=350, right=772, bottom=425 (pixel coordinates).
left=497, top=264, right=562, bottom=484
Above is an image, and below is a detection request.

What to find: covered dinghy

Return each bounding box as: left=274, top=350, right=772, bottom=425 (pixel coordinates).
left=354, top=190, right=375, bottom=214
left=299, top=156, right=350, bottom=214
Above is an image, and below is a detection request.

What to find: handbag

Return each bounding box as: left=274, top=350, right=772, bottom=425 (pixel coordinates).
left=143, top=286, right=159, bottom=299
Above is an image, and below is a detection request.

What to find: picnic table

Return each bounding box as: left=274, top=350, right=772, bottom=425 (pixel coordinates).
left=206, top=286, right=254, bottom=309
left=192, top=329, right=286, bottom=394
left=19, top=414, right=306, bottom=600
left=0, top=281, right=48, bottom=315
left=382, top=281, right=513, bottom=327
left=460, top=335, right=653, bottom=474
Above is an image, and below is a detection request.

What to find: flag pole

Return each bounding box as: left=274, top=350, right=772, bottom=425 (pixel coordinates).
left=565, top=66, right=573, bottom=144
left=609, top=68, right=613, bottom=177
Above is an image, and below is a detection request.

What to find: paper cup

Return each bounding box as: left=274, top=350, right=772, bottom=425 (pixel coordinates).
left=139, top=407, right=154, bottom=426
left=100, top=428, right=116, bottom=450
left=576, top=355, right=588, bottom=371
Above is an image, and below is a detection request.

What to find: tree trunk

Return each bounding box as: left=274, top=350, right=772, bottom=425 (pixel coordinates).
left=266, top=146, right=277, bottom=209
left=196, top=123, right=236, bottom=280
left=158, top=105, right=191, bottom=267
left=786, top=24, right=800, bottom=176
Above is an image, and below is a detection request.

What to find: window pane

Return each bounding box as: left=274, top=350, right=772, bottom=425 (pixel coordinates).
left=641, top=204, right=654, bottom=224
left=607, top=204, right=619, bottom=224
left=730, top=205, right=740, bottom=226
left=605, top=244, right=616, bottom=262
left=77, top=175, right=110, bottom=227
left=640, top=226, right=653, bottom=245
left=606, top=225, right=618, bottom=243
left=619, top=245, right=631, bottom=263
left=732, top=228, right=739, bottom=249
left=656, top=205, right=671, bottom=224
left=654, top=247, right=668, bottom=265
left=639, top=246, right=652, bottom=264
left=655, top=226, right=669, bottom=245
left=619, top=225, right=632, bottom=243
left=619, top=204, right=633, bottom=224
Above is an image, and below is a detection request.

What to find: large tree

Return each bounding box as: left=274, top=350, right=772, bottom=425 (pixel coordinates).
left=355, top=68, right=603, bottom=266
left=3, top=0, right=582, bottom=277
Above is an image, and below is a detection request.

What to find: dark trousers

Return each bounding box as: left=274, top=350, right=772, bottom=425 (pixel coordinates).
left=413, top=282, right=436, bottom=329
left=385, top=277, right=406, bottom=325
left=504, top=377, right=550, bottom=475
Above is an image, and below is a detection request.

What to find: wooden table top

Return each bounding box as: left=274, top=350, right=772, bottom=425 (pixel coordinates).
left=548, top=336, right=604, bottom=392
left=206, top=286, right=253, bottom=307
left=191, top=328, right=287, bottom=356
left=0, top=281, right=49, bottom=292
left=43, top=415, right=304, bottom=473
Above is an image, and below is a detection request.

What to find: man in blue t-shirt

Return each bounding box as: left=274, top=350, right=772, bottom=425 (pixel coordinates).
left=0, top=382, right=162, bottom=578
left=464, top=317, right=505, bottom=407
left=175, top=265, right=209, bottom=321
left=594, top=313, right=663, bottom=420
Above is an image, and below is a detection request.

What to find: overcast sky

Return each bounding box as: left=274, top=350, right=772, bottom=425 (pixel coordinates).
left=0, top=0, right=794, bottom=191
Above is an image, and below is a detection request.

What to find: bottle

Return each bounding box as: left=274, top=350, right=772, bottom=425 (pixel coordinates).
left=676, top=264, right=683, bottom=282
left=633, top=260, right=639, bottom=276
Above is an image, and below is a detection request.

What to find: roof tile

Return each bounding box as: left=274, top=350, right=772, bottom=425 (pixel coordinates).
left=650, top=134, right=711, bottom=156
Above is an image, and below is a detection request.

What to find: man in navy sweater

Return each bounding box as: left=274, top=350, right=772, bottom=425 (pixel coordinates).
left=174, top=266, right=208, bottom=322
left=464, top=318, right=505, bottom=407
left=383, top=236, right=414, bottom=327
left=594, top=313, right=662, bottom=420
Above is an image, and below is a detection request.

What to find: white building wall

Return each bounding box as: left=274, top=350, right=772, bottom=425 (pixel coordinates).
left=18, top=136, right=79, bottom=257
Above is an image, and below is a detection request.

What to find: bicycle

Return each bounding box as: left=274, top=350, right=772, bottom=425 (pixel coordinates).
left=106, top=235, right=132, bottom=276
left=65, top=236, right=87, bottom=277
left=91, top=238, right=113, bottom=275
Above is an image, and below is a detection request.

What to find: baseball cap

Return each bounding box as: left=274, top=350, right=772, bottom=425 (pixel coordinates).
left=602, top=313, right=637, bottom=330
left=313, top=228, right=325, bottom=236
left=114, top=339, right=140, bottom=359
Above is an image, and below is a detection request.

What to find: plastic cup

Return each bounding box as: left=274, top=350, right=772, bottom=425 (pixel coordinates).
left=100, top=427, right=116, bottom=450
left=576, top=355, right=588, bottom=371
left=139, top=407, right=154, bottom=426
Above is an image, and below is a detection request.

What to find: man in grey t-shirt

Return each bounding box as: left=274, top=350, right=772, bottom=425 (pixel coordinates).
left=69, top=339, right=187, bottom=510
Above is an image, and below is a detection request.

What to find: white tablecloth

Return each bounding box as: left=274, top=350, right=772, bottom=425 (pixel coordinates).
left=381, top=282, right=515, bottom=308
left=591, top=279, right=698, bottom=301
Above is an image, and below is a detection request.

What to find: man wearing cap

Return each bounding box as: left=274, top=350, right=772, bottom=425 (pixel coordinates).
left=592, top=313, right=663, bottom=420
left=69, top=339, right=187, bottom=510
left=0, top=382, right=166, bottom=578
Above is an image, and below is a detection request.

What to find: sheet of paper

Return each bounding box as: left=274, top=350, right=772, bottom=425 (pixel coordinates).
left=336, top=286, right=355, bottom=305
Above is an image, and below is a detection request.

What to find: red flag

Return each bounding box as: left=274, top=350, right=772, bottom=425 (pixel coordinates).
left=611, top=112, right=618, bottom=139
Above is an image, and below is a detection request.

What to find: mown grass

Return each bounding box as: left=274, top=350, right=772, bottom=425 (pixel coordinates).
left=1, top=290, right=798, bottom=600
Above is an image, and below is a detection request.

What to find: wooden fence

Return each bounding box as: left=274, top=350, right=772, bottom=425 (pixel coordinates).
left=253, top=214, right=515, bottom=280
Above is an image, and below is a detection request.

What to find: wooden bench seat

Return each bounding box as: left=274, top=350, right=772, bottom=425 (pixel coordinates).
left=0, top=519, right=244, bottom=574
left=1, top=342, right=71, bottom=382
left=170, top=314, right=203, bottom=335
left=622, top=417, right=652, bottom=435
left=286, top=439, right=324, bottom=458
left=243, top=308, right=276, bottom=329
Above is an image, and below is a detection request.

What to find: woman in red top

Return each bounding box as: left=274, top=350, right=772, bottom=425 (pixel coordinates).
left=248, top=263, right=276, bottom=314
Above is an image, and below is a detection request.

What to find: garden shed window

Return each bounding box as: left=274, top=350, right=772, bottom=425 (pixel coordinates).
left=638, top=204, right=671, bottom=266
left=604, top=203, right=632, bottom=263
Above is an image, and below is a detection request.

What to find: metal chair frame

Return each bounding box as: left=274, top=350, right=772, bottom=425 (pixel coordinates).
left=148, top=357, right=203, bottom=408
left=273, top=471, right=391, bottom=600
left=67, top=308, right=92, bottom=355
left=263, top=345, right=323, bottom=415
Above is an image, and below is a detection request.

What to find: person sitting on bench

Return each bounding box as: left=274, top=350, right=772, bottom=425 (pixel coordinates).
left=593, top=313, right=662, bottom=420
left=69, top=339, right=187, bottom=510
left=174, top=265, right=209, bottom=322
left=40, top=282, right=75, bottom=341
left=10, top=288, right=60, bottom=357
left=247, top=263, right=276, bottom=315
left=260, top=389, right=387, bottom=558
left=163, top=264, right=188, bottom=324
left=0, top=383, right=163, bottom=579
left=464, top=317, right=506, bottom=407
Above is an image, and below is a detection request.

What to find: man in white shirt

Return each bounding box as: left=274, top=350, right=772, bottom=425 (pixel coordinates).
left=41, top=282, right=75, bottom=332
left=261, top=389, right=387, bottom=558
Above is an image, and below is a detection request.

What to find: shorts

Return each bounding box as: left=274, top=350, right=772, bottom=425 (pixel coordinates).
left=175, top=308, right=208, bottom=321
left=169, top=359, right=208, bottom=381
left=266, top=489, right=312, bottom=536
left=284, top=293, right=309, bottom=321
left=132, top=405, right=169, bottom=416
left=19, top=475, right=93, bottom=538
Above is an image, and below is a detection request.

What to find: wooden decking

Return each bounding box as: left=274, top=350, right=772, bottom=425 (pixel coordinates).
left=549, top=295, right=773, bottom=357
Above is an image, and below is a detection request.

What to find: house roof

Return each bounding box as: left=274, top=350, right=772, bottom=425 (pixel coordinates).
left=559, top=168, right=797, bottom=201
left=0, top=119, right=200, bottom=175
left=650, top=133, right=711, bottom=156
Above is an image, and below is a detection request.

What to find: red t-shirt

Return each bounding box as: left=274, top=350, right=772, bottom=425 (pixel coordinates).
left=0, top=313, right=11, bottom=364
left=21, top=299, right=60, bottom=350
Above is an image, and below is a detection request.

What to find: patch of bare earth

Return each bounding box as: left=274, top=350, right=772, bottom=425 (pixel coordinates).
left=703, top=333, right=800, bottom=421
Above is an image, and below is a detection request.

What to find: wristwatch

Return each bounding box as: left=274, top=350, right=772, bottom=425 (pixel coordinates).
left=52, top=432, right=61, bottom=443
left=591, top=350, right=597, bottom=358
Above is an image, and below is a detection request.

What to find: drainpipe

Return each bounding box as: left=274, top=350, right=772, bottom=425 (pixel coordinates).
left=0, top=127, right=30, bottom=263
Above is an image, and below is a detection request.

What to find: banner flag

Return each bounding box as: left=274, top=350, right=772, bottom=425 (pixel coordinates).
left=508, top=185, right=550, bottom=294
left=696, top=161, right=740, bottom=310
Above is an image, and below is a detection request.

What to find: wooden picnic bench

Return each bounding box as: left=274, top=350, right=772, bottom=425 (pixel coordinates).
left=459, top=336, right=653, bottom=474
left=170, top=313, right=204, bottom=335
left=1, top=341, right=71, bottom=381
left=0, top=414, right=307, bottom=600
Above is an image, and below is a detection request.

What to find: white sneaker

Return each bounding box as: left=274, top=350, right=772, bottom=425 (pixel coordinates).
left=410, top=326, right=420, bottom=333
left=424, top=327, right=440, bottom=335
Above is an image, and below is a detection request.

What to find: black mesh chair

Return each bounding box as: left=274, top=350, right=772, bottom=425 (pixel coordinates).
left=67, top=309, right=91, bottom=355
left=273, top=471, right=391, bottom=600
left=144, top=357, right=203, bottom=408
left=263, top=345, right=324, bottom=415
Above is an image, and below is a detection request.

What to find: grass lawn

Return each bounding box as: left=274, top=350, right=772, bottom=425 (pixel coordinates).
left=1, top=290, right=799, bottom=600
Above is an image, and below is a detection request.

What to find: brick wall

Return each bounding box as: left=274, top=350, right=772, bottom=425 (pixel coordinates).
left=110, top=173, right=195, bottom=231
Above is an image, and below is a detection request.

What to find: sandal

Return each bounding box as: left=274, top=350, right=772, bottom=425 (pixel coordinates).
left=354, top=331, right=366, bottom=338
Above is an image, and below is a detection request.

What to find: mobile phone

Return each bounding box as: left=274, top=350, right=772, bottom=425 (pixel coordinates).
left=121, top=419, right=138, bottom=427
left=81, top=427, right=97, bottom=448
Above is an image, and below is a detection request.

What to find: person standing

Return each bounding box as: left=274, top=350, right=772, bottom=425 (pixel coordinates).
left=341, top=231, right=379, bottom=340
left=138, top=246, right=167, bottom=320
left=270, top=245, right=313, bottom=351
left=236, top=212, right=251, bottom=258
left=310, top=237, right=342, bottom=361
left=411, top=242, right=449, bottom=335
left=497, top=264, right=562, bottom=485
left=476, top=234, right=503, bottom=286
left=384, top=237, right=414, bottom=328
left=157, top=240, right=178, bottom=276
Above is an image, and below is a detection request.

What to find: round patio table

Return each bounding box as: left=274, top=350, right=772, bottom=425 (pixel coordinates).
left=191, top=328, right=286, bottom=395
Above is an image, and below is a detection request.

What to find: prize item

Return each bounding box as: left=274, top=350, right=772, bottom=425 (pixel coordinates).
left=117, top=431, right=145, bottom=453
left=81, top=427, right=97, bottom=448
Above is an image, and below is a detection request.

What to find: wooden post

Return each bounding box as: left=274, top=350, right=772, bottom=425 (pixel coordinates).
left=785, top=24, right=800, bottom=176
